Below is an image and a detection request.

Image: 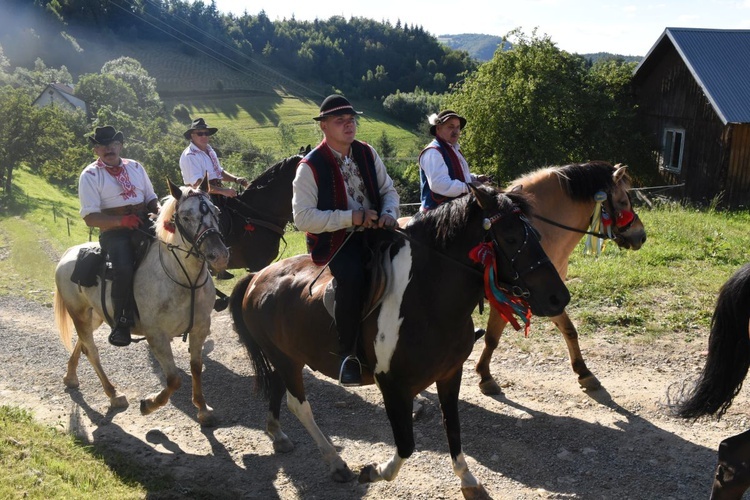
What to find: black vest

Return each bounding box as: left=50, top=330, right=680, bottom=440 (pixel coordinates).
left=301, top=140, right=380, bottom=265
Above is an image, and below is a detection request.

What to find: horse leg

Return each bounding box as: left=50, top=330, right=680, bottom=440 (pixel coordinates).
left=359, top=380, right=412, bottom=484
left=437, top=371, right=490, bottom=500
left=68, top=314, right=128, bottom=409
left=265, top=368, right=294, bottom=453
left=710, top=430, right=750, bottom=500
left=550, top=311, right=601, bottom=390
left=475, top=307, right=507, bottom=395
left=141, top=335, right=181, bottom=416
left=285, top=374, right=356, bottom=483
left=188, top=329, right=216, bottom=427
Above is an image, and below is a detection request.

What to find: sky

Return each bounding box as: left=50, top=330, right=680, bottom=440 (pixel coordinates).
left=212, top=0, right=750, bottom=56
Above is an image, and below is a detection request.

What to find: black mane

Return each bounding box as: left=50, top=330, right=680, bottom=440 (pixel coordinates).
left=553, top=161, right=620, bottom=201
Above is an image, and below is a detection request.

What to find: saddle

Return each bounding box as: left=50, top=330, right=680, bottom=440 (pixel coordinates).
left=70, top=230, right=153, bottom=289
left=323, top=239, right=396, bottom=321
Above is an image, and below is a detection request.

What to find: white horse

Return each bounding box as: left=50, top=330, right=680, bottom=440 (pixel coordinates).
left=54, top=178, right=229, bottom=426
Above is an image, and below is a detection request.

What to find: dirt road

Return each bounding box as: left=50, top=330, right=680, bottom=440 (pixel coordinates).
left=1, top=295, right=745, bottom=499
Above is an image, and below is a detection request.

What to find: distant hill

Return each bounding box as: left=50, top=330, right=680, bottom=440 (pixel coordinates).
left=438, top=33, right=643, bottom=63
left=438, top=34, right=508, bottom=61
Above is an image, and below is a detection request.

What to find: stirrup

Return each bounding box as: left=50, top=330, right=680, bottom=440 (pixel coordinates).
left=338, top=355, right=362, bottom=387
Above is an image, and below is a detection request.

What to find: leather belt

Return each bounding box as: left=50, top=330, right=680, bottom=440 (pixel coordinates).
left=101, top=202, right=146, bottom=216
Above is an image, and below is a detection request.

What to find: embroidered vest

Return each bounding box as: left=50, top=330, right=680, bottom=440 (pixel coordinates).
left=301, top=140, right=380, bottom=265
left=418, top=138, right=467, bottom=210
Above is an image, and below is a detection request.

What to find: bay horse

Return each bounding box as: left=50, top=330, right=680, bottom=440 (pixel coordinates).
left=474, top=161, right=647, bottom=394
left=221, top=147, right=308, bottom=271
left=54, top=179, right=229, bottom=426
left=230, top=183, right=570, bottom=498
left=674, top=263, right=750, bottom=499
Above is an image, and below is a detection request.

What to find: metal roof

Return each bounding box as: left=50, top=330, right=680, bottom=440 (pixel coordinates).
left=634, top=28, right=750, bottom=125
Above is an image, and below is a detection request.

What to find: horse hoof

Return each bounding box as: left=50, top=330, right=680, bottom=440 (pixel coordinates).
left=111, top=395, right=129, bottom=409
left=331, top=465, right=356, bottom=483
left=199, top=411, right=218, bottom=428
left=578, top=373, right=602, bottom=391
left=358, top=464, right=379, bottom=483
left=479, top=378, right=503, bottom=396
left=461, top=483, right=492, bottom=499
left=140, top=399, right=157, bottom=415
left=63, top=376, right=79, bottom=389
left=272, top=437, right=295, bottom=453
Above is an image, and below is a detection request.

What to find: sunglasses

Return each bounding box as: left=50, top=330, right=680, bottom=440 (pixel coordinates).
left=193, top=131, right=211, bottom=137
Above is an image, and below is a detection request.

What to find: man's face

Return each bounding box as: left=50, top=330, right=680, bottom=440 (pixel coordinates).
left=435, top=117, right=462, bottom=145
left=94, top=141, right=122, bottom=165
left=191, top=130, right=212, bottom=148
left=320, top=114, right=357, bottom=146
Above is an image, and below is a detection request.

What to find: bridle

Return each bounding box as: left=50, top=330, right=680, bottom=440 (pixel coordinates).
left=533, top=185, right=639, bottom=243
left=161, top=191, right=225, bottom=341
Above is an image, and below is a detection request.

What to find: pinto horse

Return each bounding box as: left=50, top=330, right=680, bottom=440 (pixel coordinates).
left=230, top=183, right=570, bottom=498
left=54, top=179, right=229, bottom=426
left=474, top=162, right=647, bottom=394
left=674, top=263, right=750, bottom=499
left=221, top=148, right=307, bottom=271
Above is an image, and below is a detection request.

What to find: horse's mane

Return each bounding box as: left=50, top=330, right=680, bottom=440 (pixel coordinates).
left=407, top=185, right=532, bottom=249
left=511, top=161, right=629, bottom=202
left=154, top=186, right=200, bottom=244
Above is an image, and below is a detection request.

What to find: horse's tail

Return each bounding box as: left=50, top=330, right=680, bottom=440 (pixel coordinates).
left=229, top=273, right=274, bottom=400
left=674, top=264, right=750, bottom=419
left=54, top=287, right=74, bottom=353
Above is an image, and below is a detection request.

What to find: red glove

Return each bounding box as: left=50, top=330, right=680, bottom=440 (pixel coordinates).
left=121, top=214, right=142, bottom=229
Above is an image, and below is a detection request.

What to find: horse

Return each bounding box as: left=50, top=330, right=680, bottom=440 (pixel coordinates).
left=473, top=161, right=647, bottom=394
left=221, top=147, right=308, bottom=271
left=673, top=263, right=750, bottom=499
left=54, top=178, right=229, bottom=426
left=229, top=183, right=570, bottom=498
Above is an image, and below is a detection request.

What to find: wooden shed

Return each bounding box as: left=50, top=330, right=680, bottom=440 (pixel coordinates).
left=632, top=28, right=750, bottom=208
left=32, top=82, right=88, bottom=115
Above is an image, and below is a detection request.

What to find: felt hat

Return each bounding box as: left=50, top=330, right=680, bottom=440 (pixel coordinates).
left=88, top=126, right=124, bottom=145
left=428, top=110, right=467, bottom=136
left=184, top=118, right=218, bottom=140
left=313, top=94, right=363, bottom=121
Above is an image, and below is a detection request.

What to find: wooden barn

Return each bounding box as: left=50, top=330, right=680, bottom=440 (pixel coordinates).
left=632, top=28, right=750, bottom=208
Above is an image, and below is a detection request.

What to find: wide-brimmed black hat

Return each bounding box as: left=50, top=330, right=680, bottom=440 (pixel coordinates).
left=184, top=118, right=218, bottom=140
left=428, top=110, right=467, bottom=136
left=313, top=94, right=363, bottom=121
left=88, top=126, right=124, bottom=145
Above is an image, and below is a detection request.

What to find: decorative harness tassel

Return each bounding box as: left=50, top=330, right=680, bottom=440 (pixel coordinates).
left=583, top=191, right=608, bottom=257
left=469, top=242, right=532, bottom=336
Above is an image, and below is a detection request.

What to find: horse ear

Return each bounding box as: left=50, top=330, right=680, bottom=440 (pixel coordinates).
left=168, top=179, right=182, bottom=200
left=613, top=164, right=629, bottom=184
left=199, top=173, right=210, bottom=193
left=510, top=184, right=523, bottom=193
left=468, top=181, right=495, bottom=210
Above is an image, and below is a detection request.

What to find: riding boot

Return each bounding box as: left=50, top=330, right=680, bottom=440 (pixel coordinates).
left=108, top=315, right=132, bottom=347
left=338, top=331, right=362, bottom=386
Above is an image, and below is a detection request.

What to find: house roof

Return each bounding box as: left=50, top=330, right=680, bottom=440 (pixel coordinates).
left=32, top=82, right=88, bottom=111
left=633, top=28, right=750, bottom=125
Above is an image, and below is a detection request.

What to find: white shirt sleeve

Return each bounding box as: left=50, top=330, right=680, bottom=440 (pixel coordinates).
left=78, top=167, right=102, bottom=218
left=419, top=148, right=470, bottom=197
left=292, top=163, right=354, bottom=233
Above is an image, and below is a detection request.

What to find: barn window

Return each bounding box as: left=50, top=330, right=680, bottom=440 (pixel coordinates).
left=661, top=128, right=685, bottom=173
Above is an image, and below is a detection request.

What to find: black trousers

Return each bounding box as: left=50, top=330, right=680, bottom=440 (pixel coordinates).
left=99, top=228, right=136, bottom=325
left=328, top=232, right=368, bottom=356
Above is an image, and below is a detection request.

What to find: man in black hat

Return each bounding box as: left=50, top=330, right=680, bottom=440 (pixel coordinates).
left=292, top=94, right=400, bottom=386
left=418, top=110, right=490, bottom=212
left=79, top=126, right=160, bottom=347
left=180, top=117, right=248, bottom=278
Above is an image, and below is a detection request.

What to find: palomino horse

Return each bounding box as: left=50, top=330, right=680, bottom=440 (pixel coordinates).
left=674, top=263, right=750, bottom=499
left=474, top=162, right=647, bottom=394
left=230, top=183, right=570, bottom=498
left=54, top=179, right=229, bottom=426
left=221, top=148, right=308, bottom=271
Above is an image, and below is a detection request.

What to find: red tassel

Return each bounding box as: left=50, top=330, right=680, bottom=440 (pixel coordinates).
left=244, top=223, right=255, bottom=231
left=163, top=221, right=176, bottom=233
left=616, top=210, right=634, bottom=228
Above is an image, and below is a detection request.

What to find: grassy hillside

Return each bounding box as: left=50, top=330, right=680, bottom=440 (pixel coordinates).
left=171, top=94, right=422, bottom=155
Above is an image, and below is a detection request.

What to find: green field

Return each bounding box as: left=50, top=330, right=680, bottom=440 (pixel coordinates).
left=167, top=93, right=422, bottom=157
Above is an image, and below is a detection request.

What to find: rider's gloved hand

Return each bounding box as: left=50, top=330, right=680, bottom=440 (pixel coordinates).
left=121, top=214, right=142, bottom=229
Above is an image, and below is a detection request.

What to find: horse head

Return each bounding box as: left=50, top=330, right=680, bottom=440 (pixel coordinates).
left=158, top=178, right=230, bottom=273
left=469, top=182, right=570, bottom=318
left=606, top=164, right=647, bottom=250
